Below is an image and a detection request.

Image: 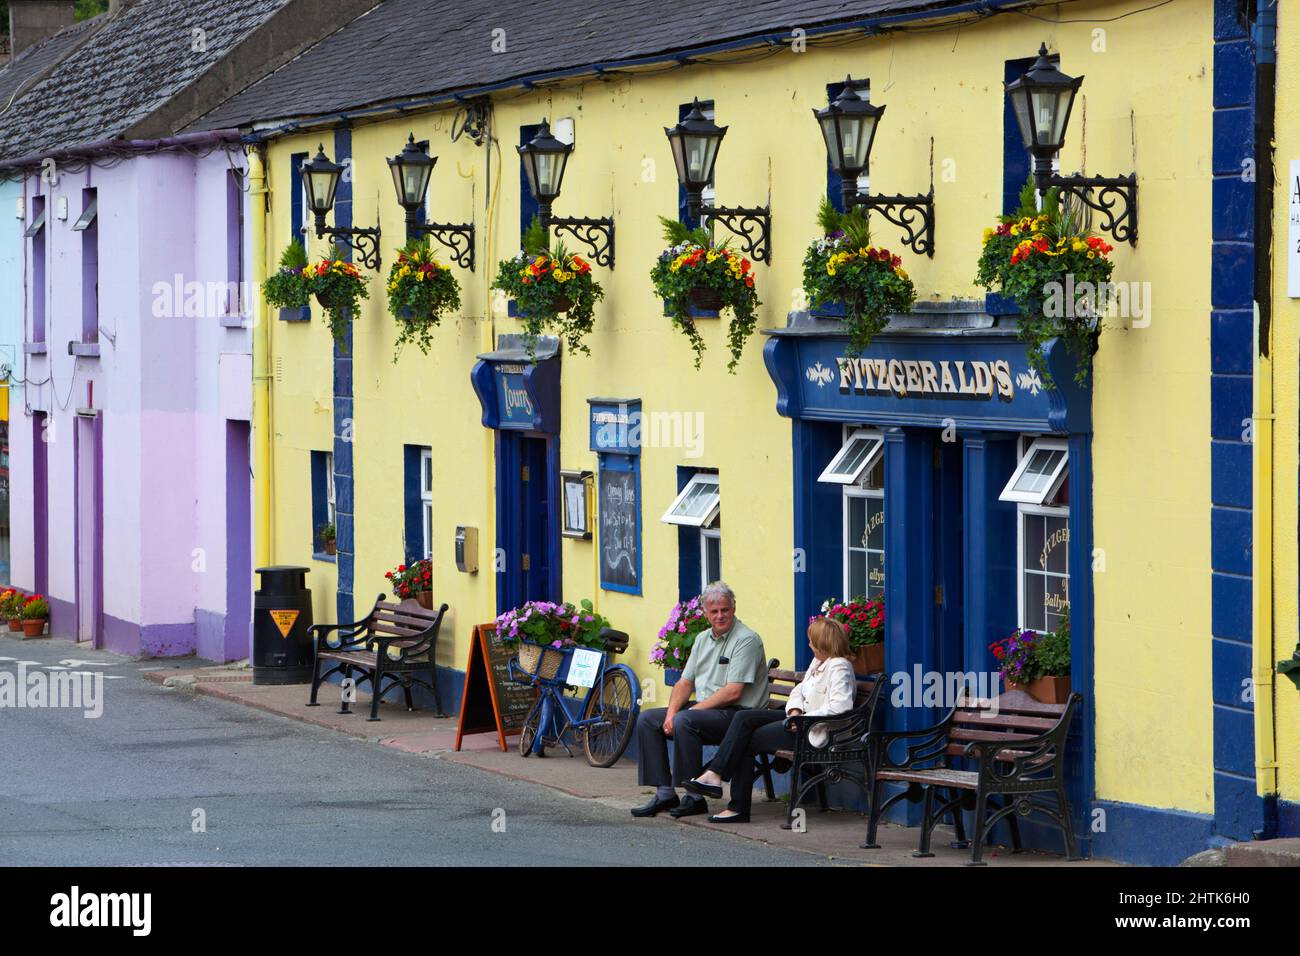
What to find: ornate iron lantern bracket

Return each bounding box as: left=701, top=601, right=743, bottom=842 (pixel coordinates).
left=701, top=204, right=772, bottom=264
left=320, top=224, right=383, bottom=271
left=1041, top=173, right=1138, bottom=245
left=412, top=221, right=476, bottom=270
left=547, top=215, right=615, bottom=268
left=848, top=192, right=935, bottom=258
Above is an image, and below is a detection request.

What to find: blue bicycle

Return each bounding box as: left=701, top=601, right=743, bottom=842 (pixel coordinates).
left=508, top=627, right=640, bottom=767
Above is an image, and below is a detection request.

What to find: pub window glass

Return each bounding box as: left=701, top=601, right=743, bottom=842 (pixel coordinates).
left=700, top=524, right=722, bottom=592
left=1003, top=436, right=1070, bottom=632
left=834, top=426, right=885, bottom=600
left=420, top=448, right=433, bottom=560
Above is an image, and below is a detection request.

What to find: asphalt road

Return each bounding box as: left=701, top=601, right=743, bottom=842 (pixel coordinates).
left=0, top=635, right=819, bottom=867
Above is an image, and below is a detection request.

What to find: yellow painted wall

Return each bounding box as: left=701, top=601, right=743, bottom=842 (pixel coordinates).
left=259, top=0, right=1214, bottom=812
left=1270, top=6, right=1300, bottom=805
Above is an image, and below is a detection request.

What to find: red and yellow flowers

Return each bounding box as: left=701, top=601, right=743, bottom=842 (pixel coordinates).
left=386, top=240, right=461, bottom=359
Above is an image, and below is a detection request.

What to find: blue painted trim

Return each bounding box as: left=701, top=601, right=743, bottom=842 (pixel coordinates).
left=1066, top=432, right=1096, bottom=858
left=1090, top=801, right=1215, bottom=866
left=1002, top=56, right=1037, bottom=214
left=960, top=432, right=1018, bottom=677
left=403, top=445, right=425, bottom=564
left=676, top=466, right=703, bottom=603
left=790, top=418, right=843, bottom=673
left=333, top=126, right=356, bottom=626
left=290, top=151, right=307, bottom=246
left=519, top=123, right=541, bottom=242
left=310, top=450, right=328, bottom=550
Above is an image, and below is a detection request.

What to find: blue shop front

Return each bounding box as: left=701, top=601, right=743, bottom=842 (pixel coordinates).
left=763, top=307, right=1094, bottom=854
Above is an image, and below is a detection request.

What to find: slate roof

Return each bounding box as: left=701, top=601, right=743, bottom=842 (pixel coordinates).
left=191, top=0, right=982, bottom=132
left=0, top=14, right=105, bottom=115
left=0, top=0, right=290, bottom=160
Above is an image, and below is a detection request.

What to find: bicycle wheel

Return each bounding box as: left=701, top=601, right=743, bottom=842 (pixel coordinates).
left=519, top=700, right=542, bottom=757
left=582, top=664, right=639, bottom=767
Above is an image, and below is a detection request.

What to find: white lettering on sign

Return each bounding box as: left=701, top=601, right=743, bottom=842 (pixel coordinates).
left=834, top=357, right=1014, bottom=400
left=503, top=381, right=534, bottom=416
left=1289, top=160, right=1300, bottom=297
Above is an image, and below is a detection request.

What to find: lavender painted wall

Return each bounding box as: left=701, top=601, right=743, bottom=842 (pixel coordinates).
left=7, top=143, right=253, bottom=659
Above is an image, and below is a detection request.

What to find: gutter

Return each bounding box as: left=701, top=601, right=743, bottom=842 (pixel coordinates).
left=0, top=129, right=243, bottom=173
left=250, top=145, right=274, bottom=572
left=237, top=0, right=1040, bottom=143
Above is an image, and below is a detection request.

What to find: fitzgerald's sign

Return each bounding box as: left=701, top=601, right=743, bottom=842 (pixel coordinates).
left=836, top=356, right=1015, bottom=400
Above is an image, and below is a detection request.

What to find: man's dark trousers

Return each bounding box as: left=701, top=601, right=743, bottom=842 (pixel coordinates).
left=636, top=706, right=739, bottom=787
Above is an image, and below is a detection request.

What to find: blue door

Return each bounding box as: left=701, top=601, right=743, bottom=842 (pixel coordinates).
left=496, top=432, right=560, bottom=614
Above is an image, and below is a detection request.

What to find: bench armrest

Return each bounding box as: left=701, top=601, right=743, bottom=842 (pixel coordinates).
left=861, top=705, right=958, bottom=770
left=310, top=620, right=373, bottom=650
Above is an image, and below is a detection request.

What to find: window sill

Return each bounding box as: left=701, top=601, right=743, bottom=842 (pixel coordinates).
left=220, top=313, right=248, bottom=329
left=312, top=552, right=337, bottom=564
left=279, top=306, right=311, bottom=323
left=69, top=341, right=100, bottom=358
left=23, top=342, right=47, bottom=355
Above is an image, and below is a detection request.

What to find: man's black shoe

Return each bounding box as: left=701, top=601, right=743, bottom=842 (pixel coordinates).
left=669, top=795, right=709, bottom=818
left=630, top=794, right=680, bottom=818
left=683, top=778, right=724, bottom=799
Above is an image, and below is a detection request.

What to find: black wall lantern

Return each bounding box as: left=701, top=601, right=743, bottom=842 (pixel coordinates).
left=302, top=144, right=383, bottom=270
left=517, top=119, right=615, bottom=267
left=1007, top=44, right=1138, bottom=245
left=813, top=79, right=935, bottom=257
left=664, top=99, right=772, bottom=264
left=387, top=133, right=476, bottom=270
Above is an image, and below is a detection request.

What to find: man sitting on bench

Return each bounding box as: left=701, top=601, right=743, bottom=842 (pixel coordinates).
left=630, top=582, right=769, bottom=820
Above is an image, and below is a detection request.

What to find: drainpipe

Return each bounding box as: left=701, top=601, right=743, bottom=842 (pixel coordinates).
left=249, top=145, right=273, bottom=570
left=1251, top=0, right=1279, bottom=827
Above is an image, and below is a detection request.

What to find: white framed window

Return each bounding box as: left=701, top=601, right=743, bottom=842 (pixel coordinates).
left=1008, top=436, right=1070, bottom=633
left=325, top=452, right=336, bottom=527
left=818, top=428, right=884, bottom=486
left=700, top=526, right=721, bottom=593
left=999, top=437, right=1068, bottom=505
left=420, top=448, right=433, bottom=560
left=661, top=472, right=720, bottom=527
left=841, top=427, right=885, bottom=600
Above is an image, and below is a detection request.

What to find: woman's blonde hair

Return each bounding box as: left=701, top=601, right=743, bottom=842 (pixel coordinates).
left=808, top=617, right=852, bottom=659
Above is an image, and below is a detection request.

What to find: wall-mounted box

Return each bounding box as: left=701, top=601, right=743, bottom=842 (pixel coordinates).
left=455, top=525, right=479, bottom=573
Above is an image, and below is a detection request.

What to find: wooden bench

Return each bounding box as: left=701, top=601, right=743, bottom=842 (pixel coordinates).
left=862, top=689, right=1082, bottom=864
left=754, top=658, right=885, bottom=829
left=307, top=593, right=450, bottom=721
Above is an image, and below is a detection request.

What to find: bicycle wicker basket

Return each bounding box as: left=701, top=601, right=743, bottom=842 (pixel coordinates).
left=516, top=641, right=570, bottom=681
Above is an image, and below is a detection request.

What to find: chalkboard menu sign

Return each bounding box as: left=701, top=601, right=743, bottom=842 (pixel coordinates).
left=455, top=623, right=536, bottom=751
left=599, top=460, right=640, bottom=594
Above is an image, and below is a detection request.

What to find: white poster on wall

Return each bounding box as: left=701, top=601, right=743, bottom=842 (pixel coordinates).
left=1289, top=160, right=1300, bottom=297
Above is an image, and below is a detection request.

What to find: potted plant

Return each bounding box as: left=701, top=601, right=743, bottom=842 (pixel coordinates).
left=20, top=594, right=49, bottom=638
left=1, top=588, right=24, bottom=631
left=649, top=217, right=760, bottom=372
left=975, top=177, right=1115, bottom=385
left=384, top=558, right=433, bottom=608
left=308, top=257, right=370, bottom=349
left=990, top=615, right=1071, bottom=703
left=802, top=198, right=917, bottom=356
left=261, top=239, right=311, bottom=318
left=386, top=239, right=461, bottom=360
left=651, top=596, right=711, bottom=685
left=491, top=217, right=604, bottom=357
left=496, top=599, right=610, bottom=683
left=318, top=523, right=337, bottom=556
left=816, top=596, right=885, bottom=675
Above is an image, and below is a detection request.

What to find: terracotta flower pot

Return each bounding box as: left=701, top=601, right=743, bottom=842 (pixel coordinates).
left=22, top=619, right=47, bottom=638
left=417, top=590, right=433, bottom=610
left=323, top=541, right=337, bottom=556
left=8, top=618, right=23, bottom=632
left=852, top=642, right=885, bottom=676
left=689, top=286, right=725, bottom=311
left=1006, top=675, right=1071, bottom=704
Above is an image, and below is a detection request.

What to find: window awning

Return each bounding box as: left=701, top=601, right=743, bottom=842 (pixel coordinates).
left=23, top=207, right=46, bottom=238
left=72, top=197, right=97, bottom=232
left=817, top=429, right=883, bottom=485
left=662, top=473, right=720, bottom=527
left=1000, top=438, right=1069, bottom=505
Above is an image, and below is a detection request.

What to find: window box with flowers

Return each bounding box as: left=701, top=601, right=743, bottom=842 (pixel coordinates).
left=814, top=595, right=885, bottom=675
left=802, top=200, right=916, bottom=356
left=975, top=178, right=1114, bottom=386
left=19, top=594, right=49, bottom=638
left=384, top=558, right=434, bottom=609
left=317, top=523, right=337, bottom=556
left=649, top=218, right=759, bottom=373
left=262, top=239, right=312, bottom=320
left=990, top=613, right=1071, bottom=703
left=492, top=218, right=603, bottom=358
left=495, top=599, right=610, bottom=683
left=1, top=588, right=26, bottom=631
left=386, top=239, right=461, bottom=360
left=650, top=596, right=710, bottom=685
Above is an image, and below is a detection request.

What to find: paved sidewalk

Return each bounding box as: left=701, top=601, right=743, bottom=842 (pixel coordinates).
left=139, top=656, right=1113, bottom=867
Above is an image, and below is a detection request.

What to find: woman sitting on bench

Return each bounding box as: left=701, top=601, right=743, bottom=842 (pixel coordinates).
left=685, top=617, right=857, bottom=823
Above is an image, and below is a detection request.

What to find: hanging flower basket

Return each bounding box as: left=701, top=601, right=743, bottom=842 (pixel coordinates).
left=975, top=176, right=1115, bottom=386
left=308, top=258, right=370, bottom=350
left=650, top=217, right=760, bottom=373
left=262, top=239, right=311, bottom=312
left=386, top=239, right=462, bottom=359
left=802, top=200, right=915, bottom=357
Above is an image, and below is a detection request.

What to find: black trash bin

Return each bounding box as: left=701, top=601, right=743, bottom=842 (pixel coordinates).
left=253, top=566, right=314, bottom=685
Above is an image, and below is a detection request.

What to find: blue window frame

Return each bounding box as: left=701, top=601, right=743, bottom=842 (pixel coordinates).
left=403, top=444, right=432, bottom=563
left=669, top=466, right=721, bottom=602
left=283, top=152, right=311, bottom=322
left=311, top=450, right=335, bottom=559
left=1002, top=56, right=1041, bottom=214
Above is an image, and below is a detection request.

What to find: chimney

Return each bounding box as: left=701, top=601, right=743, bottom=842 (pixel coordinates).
left=7, top=1, right=77, bottom=57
